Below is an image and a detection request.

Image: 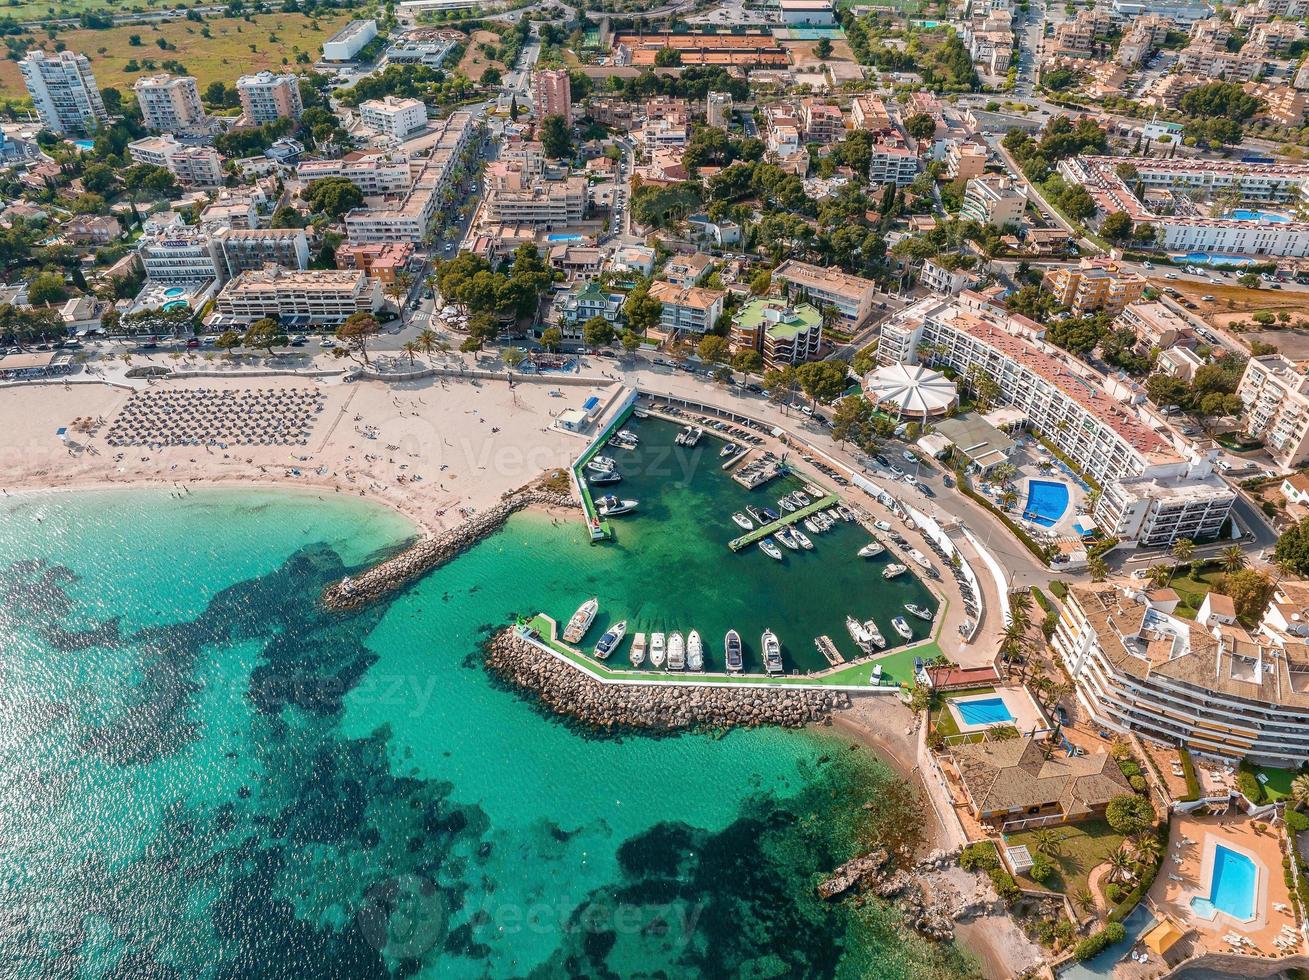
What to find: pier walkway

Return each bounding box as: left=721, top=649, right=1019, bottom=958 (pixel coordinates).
left=727, top=495, right=840, bottom=552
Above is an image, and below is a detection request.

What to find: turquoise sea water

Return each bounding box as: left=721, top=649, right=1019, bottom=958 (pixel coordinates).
left=0, top=487, right=977, bottom=978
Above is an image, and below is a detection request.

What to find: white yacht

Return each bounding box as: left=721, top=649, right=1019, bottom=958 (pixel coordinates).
left=891, top=616, right=913, bottom=640
left=858, top=541, right=885, bottom=558
left=762, top=629, right=783, bottom=675
left=630, top=632, right=647, bottom=667
left=863, top=619, right=887, bottom=649
left=732, top=512, right=754, bottom=530
left=882, top=563, right=907, bottom=580
left=802, top=516, right=822, bottom=535
left=650, top=632, right=666, bottom=668
left=586, top=455, right=617, bottom=474
left=594, top=620, right=627, bottom=659
left=687, top=629, right=704, bottom=671
left=758, top=538, right=784, bottom=560
left=778, top=496, right=796, bottom=513
left=775, top=527, right=800, bottom=550
left=597, top=495, right=638, bottom=517
left=905, top=603, right=933, bottom=621
left=846, top=616, right=874, bottom=655
left=588, top=469, right=621, bottom=485
left=562, top=597, right=598, bottom=644
left=792, top=527, right=814, bottom=550
left=668, top=631, right=686, bottom=670
left=724, top=630, right=743, bottom=672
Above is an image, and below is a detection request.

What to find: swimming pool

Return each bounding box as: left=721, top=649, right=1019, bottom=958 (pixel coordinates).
left=161, top=300, right=189, bottom=312
left=1178, top=252, right=1257, bottom=267
left=546, top=234, right=584, bottom=243
left=1228, top=209, right=1290, bottom=224
left=1191, top=844, right=1257, bottom=921
left=954, top=696, right=1015, bottom=727
left=1023, top=480, right=1069, bottom=527
left=71, top=139, right=94, bottom=151
left=163, top=287, right=186, bottom=298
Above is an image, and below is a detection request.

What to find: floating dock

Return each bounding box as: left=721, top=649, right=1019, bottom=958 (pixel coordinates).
left=733, top=457, right=786, bottom=490
left=814, top=635, right=845, bottom=666
left=728, top=495, right=841, bottom=552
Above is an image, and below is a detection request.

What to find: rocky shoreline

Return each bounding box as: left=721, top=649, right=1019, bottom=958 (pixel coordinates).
left=322, top=487, right=577, bottom=611
left=483, top=628, right=851, bottom=732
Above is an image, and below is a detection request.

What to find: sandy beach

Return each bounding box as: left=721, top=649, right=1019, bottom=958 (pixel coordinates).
left=0, top=374, right=618, bottom=532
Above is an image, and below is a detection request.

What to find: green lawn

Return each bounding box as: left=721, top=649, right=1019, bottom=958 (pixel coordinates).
left=1005, top=818, right=1125, bottom=901
left=1254, top=765, right=1296, bottom=802
left=931, top=686, right=996, bottom=740
left=1168, top=561, right=1227, bottom=620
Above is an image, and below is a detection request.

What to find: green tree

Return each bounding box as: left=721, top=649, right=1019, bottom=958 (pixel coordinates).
left=697, top=334, right=730, bottom=365
left=1100, top=211, right=1133, bottom=243
left=1220, top=545, right=1247, bottom=573
left=242, top=317, right=287, bottom=354
left=814, top=37, right=833, bottom=60
left=1220, top=568, right=1273, bottom=623
left=621, top=330, right=642, bottom=356
left=214, top=330, right=242, bottom=352
left=731, top=349, right=763, bottom=376
left=540, top=114, right=572, bottom=159
left=27, top=272, right=67, bottom=306
left=623, top=281, right=664, bottom=333
left=304, top=176, right=364, bottom=219
left=540, top=326, right=563, bottom=351
left=795, top=360, right=850, bottom=406
left=830, top=394, right=872, bottom=448
left=582, top=316, right=615, bottom=348
left=1104, top=794, right=1153, bottom=836
left=905, top=113, right=936, bottom=142
left=270, top=206, right=308, bottom=229
left=334, top=310, right=380, bottom=364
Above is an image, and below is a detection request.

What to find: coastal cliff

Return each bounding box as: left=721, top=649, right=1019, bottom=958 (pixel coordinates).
left=483, top=628, right=850, bottom=732
left=321, top=487, right=577, bottom=610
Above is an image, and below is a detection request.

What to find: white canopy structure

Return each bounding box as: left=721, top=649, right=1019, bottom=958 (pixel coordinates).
left=863, top=363, right=958, bottom=419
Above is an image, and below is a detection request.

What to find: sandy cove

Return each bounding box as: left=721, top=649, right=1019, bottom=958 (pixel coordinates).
left=0, top=373, right=615, bottom=533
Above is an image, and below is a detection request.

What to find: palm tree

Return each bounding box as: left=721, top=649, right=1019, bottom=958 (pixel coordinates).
left=1000, top=488, right=1019, bottom=511
left=416, top=328, right=438, bottom=362
left=1033, top=828, right=1064, bottom=857
left=1129, top=833, right=1161, bottom=864
left=1170, top=538, right=1195, bottom=581
left=1220, top=545, right=1247, bottom=573
left=1089, top=556, right=1108, bottom=582
left=401, top=341, right=419, bottom=366
left=1072, top=887, right=1095, bottom=914
left=1009, top=589, right=1034, bottom=623
left=1147, top=563, right=1172, bottom=590
left=1291, top=774, right=1309, bottom=811
left=1106, top=846, right=1134, bottom=884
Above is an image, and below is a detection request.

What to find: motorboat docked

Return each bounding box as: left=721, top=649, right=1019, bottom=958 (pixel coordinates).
left=907, top=549, right=932, bottom=569
left=803, top=482, right=824, bottom=498
left=846, top=616, right=874, bottom=655
left=595, top=620, right=627, bottom=659
left=724, top=629, right=743, bottom=672
left=632, top=408, right=649, bottom=419
left=813, top=512, right=833, bottom=531
left=597, top=495, right=638, bottom=517
left=675, top=425, right=704, bottom=446
left=837, top=506, right=854, bottom=522
left=563, top=597, right=599, bottom=644
left=630, top=632, right=647, bottom=667
left=863, top=619, right=887, bottom=649
left=775, top=527, right=801, bottom=550
left=792, top=527, right=814, bottom=550
left=792, top=491, right=810, bottom=507
left=588, top=469, right=621, bottom=485
left=612, top=430, right=639, bottom=450
left=746, top=505, right=766, bottom=524
left=762, top=629, right=783, bottom=675
left=905, top=603, right=933, bottom=621
left=759, top=538, right=784, bottom=560
left=650, top=632, right=666, bottom=668
left=687, top=629, right=704, bottom=671
left=761, top=506, right=780, bottom=522
left=732, top=512, right=754, bottom=530
left=586, top=455, right=617, bottom=474
left=858, top=541, right=885, bottom=558
left=802, top=516, right=822, bottom=535
left=668, top=631, right=686, bottom=670
left=891, top=616, right=913, bottom=641
left=778, top=496, right=796, bottom=513
left=720, top=443, right=738, bottom=458
left=883, top=563, right=908, bottom=580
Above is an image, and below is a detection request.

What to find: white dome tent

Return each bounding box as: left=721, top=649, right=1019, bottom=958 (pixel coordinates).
left=863, top=363, right=958, bottom=420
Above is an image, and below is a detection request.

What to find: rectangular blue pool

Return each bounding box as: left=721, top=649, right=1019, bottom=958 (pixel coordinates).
left=1191, top=844, right=1257, bottom=921
left=954, top=696, right=1015, bottom=727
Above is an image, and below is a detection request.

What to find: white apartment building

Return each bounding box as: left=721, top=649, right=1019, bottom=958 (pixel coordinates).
left=1054, top=584, right=1309, bottom=767
left=878, top=295, right=1234, bottom=545
left=236, top=71, right=303, bottom=124
left=298, top=155, right=413, bottom=195
left=1237, top=353, right=1309, bottom=469
left=919, top=259, right=976, bottom=296
left=961, top=175, right=1026, bottom=227
left=360, top=96, right=428, bottom=140
left=483, top=168, right=586, bottom=229
left=647, top=281, right=725, bottom=335
left=215, top=267, right=383, bottom=324
left=138, top=227, right=223, bottom=282
left=133, top=74, right=208, bottom=134
left=128, top=136, right=224, bottom=187
left=322, top=19, right=377, bottom=61
left=138, top=225, right=309, bottom=284
left=344, top=111, right=475, bottom=243
left=20, top=50, right=107, bottom=135
left=868, top=136, right=919, bottom=186
left=772, top=259, right=877, bottom=327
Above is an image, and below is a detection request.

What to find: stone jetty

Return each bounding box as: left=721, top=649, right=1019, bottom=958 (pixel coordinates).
left=484, top=629, right=850, bottom=732
left=322, top=487, right=577, bottom=611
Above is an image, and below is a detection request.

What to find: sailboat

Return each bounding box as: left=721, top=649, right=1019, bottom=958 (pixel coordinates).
left=687, top=629, right=704, bottom=671
left=630, top=632, right=647, bottom=667
left=724, top=629, right=743, bottom=672
left=668, top=631, right=686, bottom=670
left=594, top=620, right=627, bottom=659
left=650, top=632, right=666, bottom=668
left=562, top=597, right=598, bottom=644
left=761, top=629, right=783, bottom=675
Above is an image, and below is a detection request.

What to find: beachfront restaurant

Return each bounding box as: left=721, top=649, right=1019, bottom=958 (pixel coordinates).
left=0, top=350, right=74, bottom=381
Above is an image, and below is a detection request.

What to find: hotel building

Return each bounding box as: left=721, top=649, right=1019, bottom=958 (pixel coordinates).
left=730, top=299, right=824, bottom=369
left=236, top=71, right=303, bottom=124
left=215, top=267, right=383, bottom=324
left=1045, top=259, right=1147, bottom=316
left=867, top=136, right=919, bottom=186
left=532, top=68, right=571, bottom=124
left=322, top=19, right=377, bottom=61
left=878, top=295, right=1234, bottom=545
left=213, top=228, right=311, bottom=280
left=772, top=260, right=878, bottom=329
left=133, top=74, right=208, bottom=134
left=1054, top=584, right=1309, bottom=767
left=647, top=281, right=725, bottom=336
left=138, top=226, right=310, bottom=284
left=127, top=135, right=224, bottom=187
left=20, top=50, right=107, bottom=135
left=343, top=111, right=475, bottom=243
left=1236, top=352, right=1309, bottom=469
left=298, top=155, right=414, bottom=195
left=961, top=175, right=1026, bottom=228
left=483, top=167, right=587, bottom=229
left=360, top=96, right=428, bottom=140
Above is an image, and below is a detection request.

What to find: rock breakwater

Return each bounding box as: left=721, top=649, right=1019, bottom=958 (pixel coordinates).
left=483, top=628, right=850, bottom=732
left=322, top=488, right=576, bottom=610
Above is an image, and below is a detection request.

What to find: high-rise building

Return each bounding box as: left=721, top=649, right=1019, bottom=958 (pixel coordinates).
left=359, top=96, right=428, bottom=140
left=532, top=68, right=571, bottom=125
left=236, top=71, right=303, bottom=125
left=706, top=91, right=732, bottom=129
left=20, top=50, right=107, bottom=134
left=133, top=74, right=207, bottom=134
